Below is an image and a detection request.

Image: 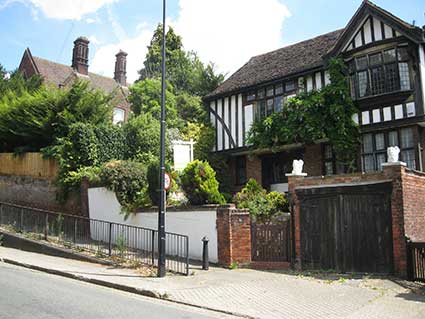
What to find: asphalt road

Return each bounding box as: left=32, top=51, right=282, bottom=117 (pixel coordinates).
left=0, top=262, right=235, bottom=319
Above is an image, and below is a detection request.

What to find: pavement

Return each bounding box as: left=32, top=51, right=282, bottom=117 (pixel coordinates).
left=1, top=246, right=425, bottom=319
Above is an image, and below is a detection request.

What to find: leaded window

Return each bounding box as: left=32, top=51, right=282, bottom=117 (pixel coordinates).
left=349, top=46, right=411, bottom=99
left=361, top=128, right=416, bottom=172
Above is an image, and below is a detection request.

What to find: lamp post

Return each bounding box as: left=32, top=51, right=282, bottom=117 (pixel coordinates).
left=157, top=0, right=167, bottom=278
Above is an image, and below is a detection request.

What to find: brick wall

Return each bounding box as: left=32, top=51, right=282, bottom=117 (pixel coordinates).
left=401, top=169, right=425, bottom=242
left=216, top=204, right=251, bottom=267
left=246, top=155, right=262, bottom=186
left=303, top=144, right=323, bottom=176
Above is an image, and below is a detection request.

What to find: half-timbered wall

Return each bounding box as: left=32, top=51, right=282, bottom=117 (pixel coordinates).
left=209, top=70, right=332, bottom=152
left=344, top=15, right=402, bottom=52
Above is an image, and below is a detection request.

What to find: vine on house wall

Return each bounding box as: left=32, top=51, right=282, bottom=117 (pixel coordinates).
left=247, top=58, right=360, bottom=170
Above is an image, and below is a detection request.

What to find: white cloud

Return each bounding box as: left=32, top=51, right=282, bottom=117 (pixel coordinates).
left=85, top=18, right=96, bottom=24
left=172, top=0, right=291, bottom=75
left=28, top=0, right=118, bottom=20
left=90, top=28, right=153, bottom=84
left=88, top=35, right=101, bottom=45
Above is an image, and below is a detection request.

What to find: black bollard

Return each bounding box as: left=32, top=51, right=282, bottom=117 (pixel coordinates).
left=202, top=236, right=209, bottom=270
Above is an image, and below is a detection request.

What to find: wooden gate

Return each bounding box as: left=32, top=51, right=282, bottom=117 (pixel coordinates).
left=251, top=217, right=291, bottom=262
left=297, top=182, right=393, bottom=273
left=407, top=242, right=425, bottom=282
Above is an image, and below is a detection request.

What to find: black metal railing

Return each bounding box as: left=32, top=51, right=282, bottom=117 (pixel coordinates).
left=0, top=202, right=189, bottom=275
left=407, top=240, right=425, bottom=282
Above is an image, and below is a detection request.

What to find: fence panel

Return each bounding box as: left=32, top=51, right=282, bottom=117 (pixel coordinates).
left=0, top=202, right=189, bottom=275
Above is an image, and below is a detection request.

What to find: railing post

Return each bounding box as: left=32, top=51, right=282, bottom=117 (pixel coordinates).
left=44, top=213, right=48, bottom=240
left=186, top=237, right=190, bottom=276
left=73, top=218, right=77, bottom=244
left=20, top=208, right=24, bottom=232
left=151, top=230, right=155, bottom=265
left=108, top=223, right=112, bottom=256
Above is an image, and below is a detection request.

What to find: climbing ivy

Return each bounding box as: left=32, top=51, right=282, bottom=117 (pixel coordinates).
left=247, top=58, right=360, bottom=170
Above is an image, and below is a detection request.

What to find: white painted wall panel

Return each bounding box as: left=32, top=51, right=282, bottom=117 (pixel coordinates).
left=384, top=24, right=393, bottom=39
left=238, top=94, right=243, bottom=147
left=355, top=32, right=362, bottom=48
left=373, top=17, right=382, bottom=41
left=231, top=95, right=236, bottom=149
left=419, top=45, right=425, bottom=114
left=363, top=19, right=372, bottom=44
left=325, top=71, right=331, bottom=85
left=224, top=97, right=230, bottom=150
left=244, top=104, right=254, bottom=145
left=306, top=76, right=313, bottom=92
left=216, top=99, right=223, bottom=151
left=88, top=187, right=219, bottom=262
left=209, top=101, right=216, bottom=151
left=315, top=72, right=322, bottom=90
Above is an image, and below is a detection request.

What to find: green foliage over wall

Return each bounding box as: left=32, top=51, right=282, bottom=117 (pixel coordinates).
left=234, top=179, right=288, bottom=222
left=180, top=160, right=225, bottom=205
left=248, top=58, right=359, bottom=169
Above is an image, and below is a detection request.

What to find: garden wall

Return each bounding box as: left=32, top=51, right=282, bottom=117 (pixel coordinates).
left=87, top=187, right=219, bottom=262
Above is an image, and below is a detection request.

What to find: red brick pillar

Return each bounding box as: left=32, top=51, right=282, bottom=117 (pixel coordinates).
left=382, top=162, right=407, bottom=276
left=287, top=174, right=307, bottom=270
left=216, top=204, right=251, bottom=267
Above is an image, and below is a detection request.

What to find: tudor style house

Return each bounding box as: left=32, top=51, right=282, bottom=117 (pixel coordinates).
left=205, top=0, right=425, bottom=193
left=18, top=37, right=131, bottom=124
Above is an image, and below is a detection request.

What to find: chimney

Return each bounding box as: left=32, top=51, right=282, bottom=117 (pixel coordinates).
left=114, top=50, right=128, bottom=86
left=72, top=36, right=89, bottom=75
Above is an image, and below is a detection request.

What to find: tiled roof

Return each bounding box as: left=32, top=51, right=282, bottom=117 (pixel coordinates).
left=205, top=29, right=344, bottom=99
left=32, top=56, right=128, bottom=94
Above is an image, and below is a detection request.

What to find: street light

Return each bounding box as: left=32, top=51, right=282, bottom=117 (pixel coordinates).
left=157, top=0, right=167, bottom=278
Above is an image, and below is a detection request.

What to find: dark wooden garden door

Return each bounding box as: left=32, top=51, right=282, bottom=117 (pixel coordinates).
left=297, top=182, right=393, bottom=273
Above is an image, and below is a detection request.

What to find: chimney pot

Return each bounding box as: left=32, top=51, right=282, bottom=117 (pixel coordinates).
left=72, top=36, right=89, bottom=75
left=114, top=50, right=128, bottom=86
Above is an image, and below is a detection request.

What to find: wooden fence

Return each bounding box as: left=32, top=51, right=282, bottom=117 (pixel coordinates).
left=0, top=153, right=58, bottom=180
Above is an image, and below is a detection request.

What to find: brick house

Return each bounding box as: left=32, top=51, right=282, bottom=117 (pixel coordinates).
left=18, top=36, right=131, bottom=124
left=204, top=1, right=425, bottom=194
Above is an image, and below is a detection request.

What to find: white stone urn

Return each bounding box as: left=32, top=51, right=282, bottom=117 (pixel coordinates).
left=387, top=146, right=400, bottom=163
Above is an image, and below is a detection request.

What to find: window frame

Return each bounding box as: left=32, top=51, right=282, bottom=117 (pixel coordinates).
left=349, top=46, right=412, bottom=100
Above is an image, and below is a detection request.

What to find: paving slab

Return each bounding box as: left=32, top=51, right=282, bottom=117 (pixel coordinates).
left=1, top=247, right=424, bottom=319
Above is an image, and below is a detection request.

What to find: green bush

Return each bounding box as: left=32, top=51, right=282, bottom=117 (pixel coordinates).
left=180, top=160, right=225, bottom=205
left=100, top=160, right=150, bottom=210
left=235, top=178, right=288, bottom=222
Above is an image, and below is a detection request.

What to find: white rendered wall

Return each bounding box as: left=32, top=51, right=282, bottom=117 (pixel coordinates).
left=88, top=187, right=218, bottom=262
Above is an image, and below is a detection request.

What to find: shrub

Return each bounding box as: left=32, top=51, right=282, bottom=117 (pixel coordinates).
left=180, top=160, right=225, bottom=205
left=100, top=160, right=150, bottom=210
left=235, top=178, right=288, bottom=222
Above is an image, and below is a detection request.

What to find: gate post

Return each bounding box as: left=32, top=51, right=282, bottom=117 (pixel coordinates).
left=216, top=204, right=251, bottom=267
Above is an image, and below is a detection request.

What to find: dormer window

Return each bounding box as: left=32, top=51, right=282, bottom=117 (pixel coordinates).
left=349, top=46, right=411, bottom=100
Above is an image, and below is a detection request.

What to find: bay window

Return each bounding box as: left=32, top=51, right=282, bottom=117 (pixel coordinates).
left=349, top=46, right=411, bottom=99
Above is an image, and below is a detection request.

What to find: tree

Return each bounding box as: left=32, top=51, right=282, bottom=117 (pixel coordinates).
left=137, top=24, right=224, bottom=97
left=0, top=80, right=113, bottom=152
left=128, top=78, right=182, bottom=129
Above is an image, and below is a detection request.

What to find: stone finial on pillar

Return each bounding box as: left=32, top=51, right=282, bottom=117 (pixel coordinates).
left=382, top=146, right=407, bottom=168
left=285, top=159, right=307, bottom=177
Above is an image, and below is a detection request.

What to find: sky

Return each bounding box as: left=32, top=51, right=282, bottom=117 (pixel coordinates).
left=0, top=0, right=424, bottom=84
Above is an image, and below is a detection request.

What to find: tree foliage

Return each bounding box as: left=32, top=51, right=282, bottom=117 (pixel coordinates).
left=0, top=80, right=112, bottom=152
left=138, top=24, right=224, bottom=97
